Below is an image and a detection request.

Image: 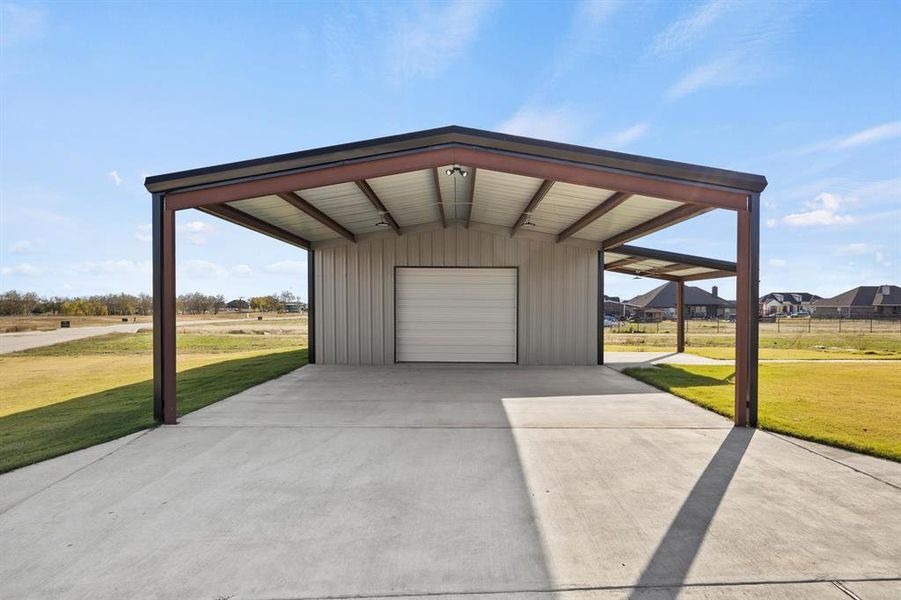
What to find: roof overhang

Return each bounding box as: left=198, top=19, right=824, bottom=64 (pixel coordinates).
left=145, top=125, right=766, bottom=255
left=604, top=245, right=736, bottom=282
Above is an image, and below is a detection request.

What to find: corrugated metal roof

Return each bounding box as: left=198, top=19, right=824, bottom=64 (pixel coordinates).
left=470, top=170, right=543, bottom=229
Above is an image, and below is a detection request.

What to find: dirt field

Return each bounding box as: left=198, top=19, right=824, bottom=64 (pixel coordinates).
left=0, top=312, right=297, bottom=333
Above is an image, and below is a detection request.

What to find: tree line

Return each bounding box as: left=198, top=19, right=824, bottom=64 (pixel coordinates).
left=0, top=290, right=306, bottom=316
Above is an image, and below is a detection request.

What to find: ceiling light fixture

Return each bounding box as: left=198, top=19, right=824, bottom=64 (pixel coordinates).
left=445, top=165, right=468, bottom=177
left=375, top=213, right=391, bottom=228
left=522, top=213, right=536, bottom=227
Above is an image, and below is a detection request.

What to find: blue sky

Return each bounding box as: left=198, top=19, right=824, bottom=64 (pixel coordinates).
left=1, top=0, right=899, bottom=302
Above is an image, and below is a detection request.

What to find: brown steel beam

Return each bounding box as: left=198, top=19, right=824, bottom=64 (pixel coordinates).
left=165, top=146, right=749, bottom=212
left=734, top=194, right=760, bottom=427
left=199, top=204, right=311, bottom=249
left=276, top=191, right=356, bottom=242
left=598, top=250, right=604, bottom=365
left=355, top=180, right=401, bottom=235
left=613, top=244, right=736, bottom=273
left=152, top=193, right=177, bottom=425
left=601, top=204, right=709, bottom=249
left=452, top=147, right=748, bottom=211
left=679, top=269, right=736, bottom=281
left=511, top=179, right=554, bottom=236
left=432, top=168, right=447, bottom=228
left=676, top=280, right=685, bottom=353
left=557, top=191, right=633, bottom=242
left=464, top=167, right=477, bottom=229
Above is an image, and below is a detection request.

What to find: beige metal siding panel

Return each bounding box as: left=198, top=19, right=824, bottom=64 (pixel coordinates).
left=315, top=225, right=597, bottom=365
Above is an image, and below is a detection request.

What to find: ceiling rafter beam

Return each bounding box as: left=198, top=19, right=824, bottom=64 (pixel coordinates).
left=557, top=191, right=633, bottom=243
left=607, top=266, right=681, bottom=282
left=601, top=204, right=709, bottom=249
left=355, top=180, right=401, bottom=235
left=613, top=244, right=736, bottom=272
left=199, top=204, right=310, bottom=249
left=680, top=269, right=736, bottom=281
left=604, top=256, right=646, bottom=270
left=276, top=191, right=356, bottom=243
left=511, top=179, right=554, bottom=236
left=464, top=168, right=477, bottom=229
left=432, top=168, right=447, bottom=228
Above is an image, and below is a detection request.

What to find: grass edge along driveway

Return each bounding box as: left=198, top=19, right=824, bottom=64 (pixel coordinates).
left=625, top=362, right=901, bottom=462
left=0, top=348, right=307, bottom=474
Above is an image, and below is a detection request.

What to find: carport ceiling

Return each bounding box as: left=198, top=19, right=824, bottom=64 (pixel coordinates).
left=604, top=245, right=737, bottom=282
left=145, top=126, right=767, bottom=251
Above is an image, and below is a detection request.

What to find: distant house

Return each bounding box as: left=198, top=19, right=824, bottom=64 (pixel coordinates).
left=627, top=282, right=732, bottom=321
left=812, top=285, right=901, bottom=318
left=603, top=295, right=637, bottom=319
left=759, top=292, right=820, bottom=316
left=226, top=298, right=249, bottom=311
left=284, top=301, right=307, bottom=313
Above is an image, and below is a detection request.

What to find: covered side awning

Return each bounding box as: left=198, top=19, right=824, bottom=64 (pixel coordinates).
left=146, top=125, right=765, bottom=427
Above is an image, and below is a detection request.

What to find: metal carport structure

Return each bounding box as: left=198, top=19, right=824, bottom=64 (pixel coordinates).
left=145, top=125, right=766, bottom=427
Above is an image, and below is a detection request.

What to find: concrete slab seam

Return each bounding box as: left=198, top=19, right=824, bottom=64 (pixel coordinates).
left=243, top=576, right=901, bottom=600
left=765, top=431, right=901, bottom=492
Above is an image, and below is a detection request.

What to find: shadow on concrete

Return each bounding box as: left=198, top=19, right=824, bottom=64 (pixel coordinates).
left=627, top=427, right=754, bottom=597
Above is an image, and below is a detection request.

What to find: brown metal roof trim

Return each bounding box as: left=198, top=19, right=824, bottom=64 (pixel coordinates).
left=144, top=125, right=768, bottom=195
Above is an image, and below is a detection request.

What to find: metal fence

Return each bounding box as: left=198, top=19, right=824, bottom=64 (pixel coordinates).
left=610, top=317, right=901, bottom=335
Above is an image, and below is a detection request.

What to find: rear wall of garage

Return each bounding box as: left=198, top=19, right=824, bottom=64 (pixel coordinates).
left=313, top=224, right=599, bottom=365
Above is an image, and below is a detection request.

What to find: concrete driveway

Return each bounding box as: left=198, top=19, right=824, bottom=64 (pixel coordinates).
left=1, top=364, right=899, bottom=599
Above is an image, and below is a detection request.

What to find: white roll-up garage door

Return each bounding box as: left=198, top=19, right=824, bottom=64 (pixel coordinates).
left=395, top=267, right=517, bottom=363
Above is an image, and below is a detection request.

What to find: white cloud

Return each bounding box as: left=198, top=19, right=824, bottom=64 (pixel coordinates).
left=389, top=0, right=497, bottom=83
left=1, top=262, right=41, bottom=276
left=541, top=0, right=622, bottom=87
left=178, top=220, right=213, bottom=245
left=232, top=264, right=253, bottom=277
left=263, top=260, right=307, bottom=275
left=765, top=218, right=777, bottom=229
left=135, top=224, right=152, bottom=243
left=179, top=260, right=228, bottom=279
left=797, top=122, right=901, bottom=155
left=498, top=105, right=590, bottom=143
left=108, top=170, right=123, bottom=186
left=650, top=0, right=731, bottom=56
left=9, top=240, right=34, bottom=253
left=834, top=121, right=901, bottom=149
left=0, top=2, right=45, bottom=47
left=665, top=52, right=742, bottom=100
left=71, top=259, right=151, bottom=275
left=768, top=258, right=787, bottom=268
left=596, top=122, right=649, bottom=149
left=661, top=2, right=803, bottom=101
left=836, top=242, right=874, bottom=256
left=782, top=192, right=856, bottom=227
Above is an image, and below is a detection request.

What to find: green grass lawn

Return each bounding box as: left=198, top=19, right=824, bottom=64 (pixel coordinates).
left=0, top=332, right=307, bottom=473
left=625, top=363, right=901, bottom=462
left=606, top=331, right=901, bottom=359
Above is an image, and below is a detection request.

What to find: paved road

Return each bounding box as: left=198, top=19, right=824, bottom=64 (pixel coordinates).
left=0, top=317, right=300, bottom=354
left=1, top=364, right=898, bottom=598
